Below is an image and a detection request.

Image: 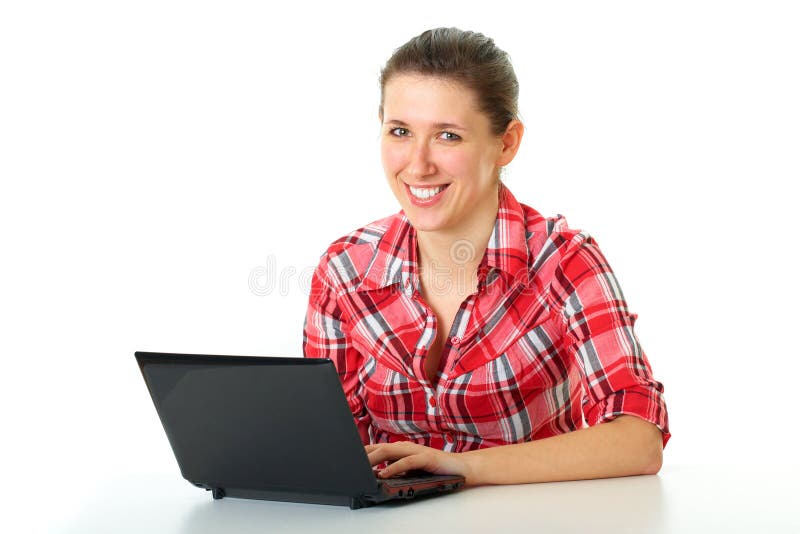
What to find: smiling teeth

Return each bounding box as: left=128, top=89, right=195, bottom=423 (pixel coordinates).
left=409, top=185, right=446, bottom=199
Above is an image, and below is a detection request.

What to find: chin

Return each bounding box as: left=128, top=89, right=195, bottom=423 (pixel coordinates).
left=404, top=212, right=449, bottom=233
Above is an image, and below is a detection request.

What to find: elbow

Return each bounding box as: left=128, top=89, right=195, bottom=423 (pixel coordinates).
left=639, top=426, right=664, bottom=475
left=617, top=416, right=664, bottom=476
left=641, top=445, right=663, bottom=475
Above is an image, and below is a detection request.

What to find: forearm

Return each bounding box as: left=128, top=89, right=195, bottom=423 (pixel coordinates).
left=460, top=415, right=664, bottom=486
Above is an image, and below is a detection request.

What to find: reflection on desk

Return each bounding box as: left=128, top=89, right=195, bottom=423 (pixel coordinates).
left=61, top=464, right=800, bottom=534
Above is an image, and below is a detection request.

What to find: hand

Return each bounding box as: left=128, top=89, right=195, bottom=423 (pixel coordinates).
left=365, top=441, right=471, bottom=481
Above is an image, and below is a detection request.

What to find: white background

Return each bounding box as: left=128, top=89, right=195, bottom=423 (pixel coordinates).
left=1, top=1, right=798, bottom=531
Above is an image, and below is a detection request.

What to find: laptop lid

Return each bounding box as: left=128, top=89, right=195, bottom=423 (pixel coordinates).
left=135, top=352, right=381, bottom=506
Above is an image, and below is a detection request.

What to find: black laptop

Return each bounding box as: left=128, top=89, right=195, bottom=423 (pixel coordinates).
left=135, top=352, right=465, bottom=509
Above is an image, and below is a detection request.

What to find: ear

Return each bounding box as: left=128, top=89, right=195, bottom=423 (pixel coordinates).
left=495, top=120, right=524, bottom=167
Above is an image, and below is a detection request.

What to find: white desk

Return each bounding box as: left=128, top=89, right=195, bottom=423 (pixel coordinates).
left=59, top=464, right=799, bottom=533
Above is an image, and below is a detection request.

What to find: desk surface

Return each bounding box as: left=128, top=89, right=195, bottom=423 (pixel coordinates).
left=59, top=464, right=798, bottom=533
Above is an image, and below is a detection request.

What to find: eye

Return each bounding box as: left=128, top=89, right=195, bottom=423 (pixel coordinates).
left=390, top=127, right=410, bottom=137
left=440, top=131, right=461, bottom=141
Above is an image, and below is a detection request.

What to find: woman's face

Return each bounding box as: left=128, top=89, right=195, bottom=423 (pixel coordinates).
left=380, top=74, right=506, bottom=235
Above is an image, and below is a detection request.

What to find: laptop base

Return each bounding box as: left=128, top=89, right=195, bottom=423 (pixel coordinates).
left=197, top=479, right=465, bottom=509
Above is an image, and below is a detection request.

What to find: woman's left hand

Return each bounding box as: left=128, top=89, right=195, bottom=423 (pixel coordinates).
left=365, top=441, right=472, bottom=480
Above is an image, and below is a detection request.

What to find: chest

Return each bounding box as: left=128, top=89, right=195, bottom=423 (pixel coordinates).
left=420, top=291, right=467, bottom=384
left=343, top=268, right=553, bottom=384
left=358, top=310, right=580, bottom=447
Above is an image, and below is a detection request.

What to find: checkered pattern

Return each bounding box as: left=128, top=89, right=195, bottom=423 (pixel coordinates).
left=303, top=184, right=670, bottom=451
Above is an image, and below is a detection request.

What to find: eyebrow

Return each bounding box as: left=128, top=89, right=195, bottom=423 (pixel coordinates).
left=385, top=119, right=467, bottom=131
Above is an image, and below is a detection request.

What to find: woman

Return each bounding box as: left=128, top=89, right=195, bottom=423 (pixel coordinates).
left=303, top=27, right=669, bottom=486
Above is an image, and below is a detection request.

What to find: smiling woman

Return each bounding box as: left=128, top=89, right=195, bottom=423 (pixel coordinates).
left=380, top=74, right=516, bottom=236
left=303, top=27, right=670, bottom=486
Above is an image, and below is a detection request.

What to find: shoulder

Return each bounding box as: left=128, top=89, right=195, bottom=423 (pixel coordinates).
left=323, top=213, right=394, bottom=255
left=518, top=201, right=593, bottom=262
left=313, top=212, right=402, bottom=291
left=514, top=204, right=616, bottom=319
left=512, top=201, right=608, bottom=295
left=498, top=185, right=592, bottom=263
left=514, top=203, right=622, bottom=317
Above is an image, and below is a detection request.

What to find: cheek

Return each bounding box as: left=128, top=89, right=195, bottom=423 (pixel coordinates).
left=437, top=148, right=481, bottom=177
left=380, top=143, right=405, bottom=175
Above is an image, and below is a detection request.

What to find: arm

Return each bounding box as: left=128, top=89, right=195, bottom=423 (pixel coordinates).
left=461, top=414, right=663, bottom=485
left=367, top=414, right=662, bottom=485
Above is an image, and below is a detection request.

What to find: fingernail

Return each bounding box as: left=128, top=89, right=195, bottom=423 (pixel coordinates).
left=379, top=469, right=388, bottom=478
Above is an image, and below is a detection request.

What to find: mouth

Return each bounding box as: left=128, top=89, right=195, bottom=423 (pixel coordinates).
left=404, top=182, right=451, bottom=206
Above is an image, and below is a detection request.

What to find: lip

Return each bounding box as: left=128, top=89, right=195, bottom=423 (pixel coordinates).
left=404, top=182, right=450, bottom=207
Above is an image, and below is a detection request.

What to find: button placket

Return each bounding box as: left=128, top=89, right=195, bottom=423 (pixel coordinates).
left=426, top=390, right=439, bottom=419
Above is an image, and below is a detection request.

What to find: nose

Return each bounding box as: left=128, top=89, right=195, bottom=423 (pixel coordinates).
left=404, top=139, right=436, bottom=180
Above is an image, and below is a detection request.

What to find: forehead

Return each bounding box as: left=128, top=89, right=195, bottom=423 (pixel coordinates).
left=382, top=74, right=486, bottom=128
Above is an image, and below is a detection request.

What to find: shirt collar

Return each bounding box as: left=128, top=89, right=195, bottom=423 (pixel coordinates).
left=481, top=183, right=533, bottom=287
left=353, top=183, right=532, bottom=293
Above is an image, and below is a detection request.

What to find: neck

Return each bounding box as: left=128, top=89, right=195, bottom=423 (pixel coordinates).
left=416, top=184, right=500, bottom=275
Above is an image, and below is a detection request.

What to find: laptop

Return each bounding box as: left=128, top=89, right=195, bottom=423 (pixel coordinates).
left=135, top=351, right=465, bottom=509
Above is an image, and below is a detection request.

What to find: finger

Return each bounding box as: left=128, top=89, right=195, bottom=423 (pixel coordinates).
left=365, top=443, right=395, bottom=460
left=365, top=442, right=409, bottom=454
left=378, top=454, right=427, bottom=478
left=366, top=447, right=402, bottom=466
left=366, top=442, right=420, bottom=466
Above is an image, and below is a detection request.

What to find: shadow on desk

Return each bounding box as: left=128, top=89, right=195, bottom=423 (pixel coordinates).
left=61, top=466, right=800, bottom=532
left=178, top=475, right=665, bottom=533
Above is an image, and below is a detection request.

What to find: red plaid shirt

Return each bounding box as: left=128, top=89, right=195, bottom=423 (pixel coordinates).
left=303, top=184, right=670, bottom=452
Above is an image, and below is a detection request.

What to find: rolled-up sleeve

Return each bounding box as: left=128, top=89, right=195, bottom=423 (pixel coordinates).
left=555, top=236, right=671, bottom=447
left=302, top=258, right=371, bottom=444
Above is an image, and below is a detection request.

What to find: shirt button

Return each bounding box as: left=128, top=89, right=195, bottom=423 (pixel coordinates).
left=445, top=433, right=454, bottom=444
left=429, top=397, right=436, bottom=408
left=450, top=336, right=461, bottom=346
